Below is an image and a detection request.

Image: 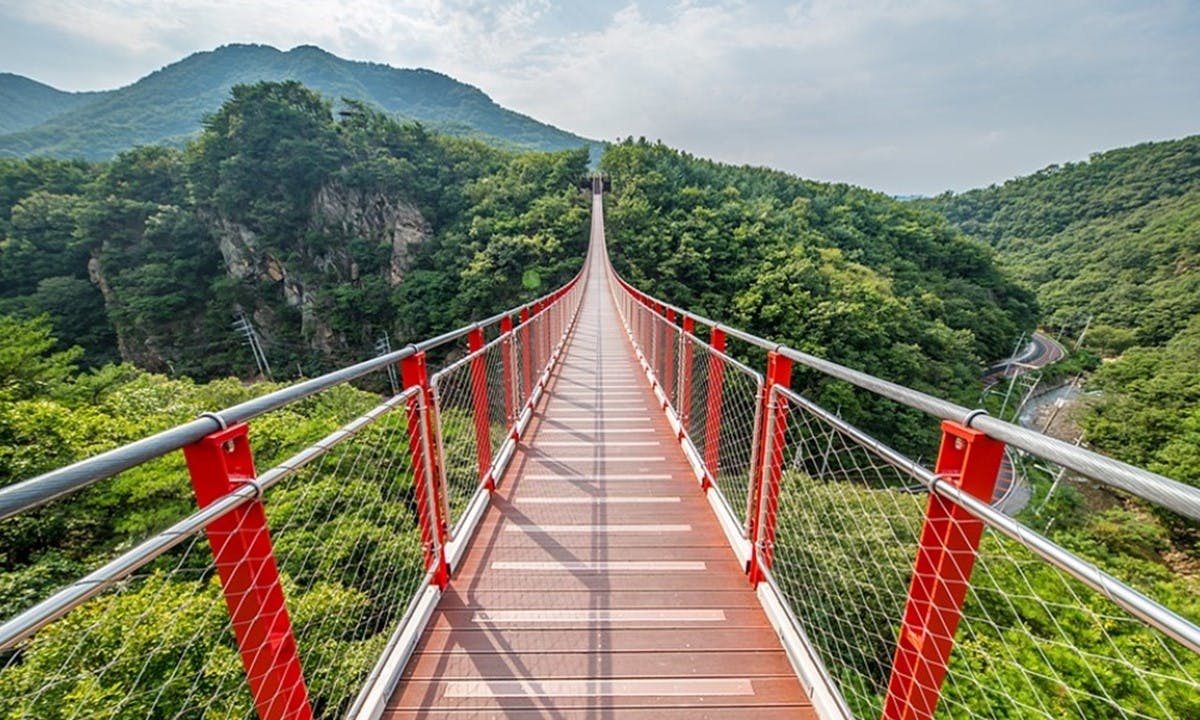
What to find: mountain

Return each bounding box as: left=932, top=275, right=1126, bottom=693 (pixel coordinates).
left=0, top=73, right=108, bottom=134
left=920, top=135, right=1200, bottom=348
left=0, top=44, right=601, bottom=161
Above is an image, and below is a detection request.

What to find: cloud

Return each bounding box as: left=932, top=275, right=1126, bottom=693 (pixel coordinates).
left=0, top=0, right=1197, bottom=193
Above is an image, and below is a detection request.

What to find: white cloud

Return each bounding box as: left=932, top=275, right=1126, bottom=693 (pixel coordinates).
left=0, top=0, right=1197, bottom=193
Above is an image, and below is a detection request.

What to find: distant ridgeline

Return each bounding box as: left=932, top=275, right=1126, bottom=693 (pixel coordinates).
left=920, top=134, right=1200, bottom=493
left=0, top=44, right=603, bottom=162
left=0, top=80, right=592, bottom=379
left=920, top=135, right=1200, bottom=350
left=599, top=138, right=1038, bottom=454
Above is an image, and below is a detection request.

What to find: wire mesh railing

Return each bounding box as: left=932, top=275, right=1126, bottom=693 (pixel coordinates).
left=606, top=253, right=1200, bottom=720
left=0, top=265, right=585, bottom=720
left=766, top=384, right=1200, bottom=719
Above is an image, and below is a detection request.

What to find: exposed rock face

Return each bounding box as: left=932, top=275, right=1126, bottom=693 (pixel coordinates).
left=311, top=185, right=431, bottom=286
left=207, top=184, right=431, bottom=356
left=88, top=255, right=138, bottom=363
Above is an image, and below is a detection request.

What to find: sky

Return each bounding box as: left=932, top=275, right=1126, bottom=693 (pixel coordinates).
left=0, top=0, right=1197, bottom=196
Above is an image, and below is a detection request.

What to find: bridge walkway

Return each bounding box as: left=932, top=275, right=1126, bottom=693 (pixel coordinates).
left=385, top=195, right=812, bottom=718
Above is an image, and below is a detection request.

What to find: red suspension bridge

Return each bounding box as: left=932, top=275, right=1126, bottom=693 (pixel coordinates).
left=1, top=180, right=1198, bottom=719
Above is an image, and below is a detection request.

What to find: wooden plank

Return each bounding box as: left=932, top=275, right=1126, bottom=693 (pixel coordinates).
left=385, top=707, right=817, bottom=719
left=386, top=237, right=811, bottom=715
left=410, top=627, right=796, bottom=655
left=389, top=678, right=808, bottom=709
left=402, top=650, right=796, bottom=679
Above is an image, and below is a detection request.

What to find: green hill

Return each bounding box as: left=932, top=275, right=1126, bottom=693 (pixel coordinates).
left=0, top=73, right=107, bottom=135
left=0, top=44, right=601, bottom=161
left=921, top=135, right=1200, bottom=347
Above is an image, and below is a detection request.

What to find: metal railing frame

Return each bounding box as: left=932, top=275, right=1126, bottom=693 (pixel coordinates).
left=603, top=238, right=1200, bottom=719
left=0, top=260, right=588, bottom=720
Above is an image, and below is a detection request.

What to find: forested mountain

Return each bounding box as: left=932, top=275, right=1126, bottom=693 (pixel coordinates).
left=0, top=44, right=601, bottom=161
left=601, top=139, right=1037, bottom=452
left=0, top=81, right=590, bottom=380
left=0, top=74, right=107, bottom=135
left=922, top=137, right=1200, bottom=468
left=921, top=135, right=1200, bottom=347
left=922, top=135, right=1200, bottom=599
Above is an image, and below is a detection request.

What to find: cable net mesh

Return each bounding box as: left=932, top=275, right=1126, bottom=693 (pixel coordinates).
left=766, top=386, right=1200, bottom=719
left=0, top=382, right=427, bottom=718
left=0, top=279, right=584, bottom=719
left=432, top=337, right=519, bottom=534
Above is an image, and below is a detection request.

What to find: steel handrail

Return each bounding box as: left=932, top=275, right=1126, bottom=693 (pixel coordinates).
left=0, top=270, right=584, bottom=522
left=770, top=384, right=1200, bottom=656
left=0, top=387, right=418, bottom=651
left=606, top=269, right=1200, bottom=523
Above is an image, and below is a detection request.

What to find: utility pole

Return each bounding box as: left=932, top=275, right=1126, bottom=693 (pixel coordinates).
left=1074, top=314, right=1093, bottom=351
left=376, top=332, right=400, bottom=396
left=233, top=312, right=272, bottom=381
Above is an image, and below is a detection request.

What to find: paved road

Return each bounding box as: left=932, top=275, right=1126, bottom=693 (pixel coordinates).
left=983, top=331, right=1066, bottom=386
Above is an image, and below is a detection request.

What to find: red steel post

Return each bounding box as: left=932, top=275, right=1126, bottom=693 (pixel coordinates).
left=500, top=316, right=516, bottom=426
left=547, top=296, right=554, bottom=369
left=182, top=424, right=313, bottom=720
left=882, top=421, right=1005, bottom=720
left=748, top=351, right=792, bottom=584
left=701, top=327, right=727, bottom=490
left=664, top=308, right=677, bottom=405
left=519, top=307, right=532, bottom=408
left=401, top=352, right=450, bottom=589
left=467, top=327, right=494, bottom=490
left=680, top=316, right=696, bottom=429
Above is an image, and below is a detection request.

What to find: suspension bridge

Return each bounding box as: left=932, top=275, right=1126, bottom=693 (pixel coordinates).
left=1, top=180, right=1198, bottom=719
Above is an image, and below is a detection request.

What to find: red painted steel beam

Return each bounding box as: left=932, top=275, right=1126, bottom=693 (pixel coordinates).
left=680, top=316, right=695, bottom=429
left=882, top=421, right=1005, bottom=720
left=401, top=352, right=450, bottom=589
left=183, top=424, right=313, bottom=720
left=701, top=327, right=727, bottom=490
left=467, top=327, right=494, bottom=491
left=500, top=316, right=516, bottom=429
left=749, top=351, right=792, bottom=584
left=519, top=308, right=532, bottom=407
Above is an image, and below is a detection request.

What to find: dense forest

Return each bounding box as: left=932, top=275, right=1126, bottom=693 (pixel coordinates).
left=600, top=139, right=1037, bottom=452
left=924, top=135, right=1200, bottom=492
left=922, top=135, right=1200, bottom=348
left=2, top=75, right=1197, bottom=717
left=0, top=80, right=591, bottom=717
left=0, top=80, right=590, bottom=381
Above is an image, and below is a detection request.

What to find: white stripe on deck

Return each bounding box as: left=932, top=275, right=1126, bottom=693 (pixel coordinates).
left=519, top=496, right=680, bottom=504
left=533, top=441, right=662, bottom=447
left=490, top=560, right=707, bottom=572
left=528, top=456, right=668, bottom=462
left=553, top=391, right=644, bottom=396
left=504, top=523, right=692, bottom=533
left=523, top=473, right=672, bottom=480
left=543, top=415, right=653, bottom=421
left=444, top=678, right=755, bottom=698
left=471, top=609, right=725, bottom=623
left=535, top=429, right=652, bottom=435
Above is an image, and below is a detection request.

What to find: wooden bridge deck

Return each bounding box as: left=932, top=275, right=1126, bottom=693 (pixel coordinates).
left=386, top=196, right=813, bottom=718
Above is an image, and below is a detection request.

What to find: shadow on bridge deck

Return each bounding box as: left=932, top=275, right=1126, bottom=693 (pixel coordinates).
left=384, top=195, right=813, bottom=718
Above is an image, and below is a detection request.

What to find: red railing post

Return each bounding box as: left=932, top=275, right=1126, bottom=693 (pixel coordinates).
left=882, top=421, right=1005, bottom=720
left=701, top=327, right=727, bottom=490
left=748, top=351, right=792, bottom=584
left=680, top=316, right=695, bottom=428
left=542, top=299, right=553, bottom=375
left=519, top=307, right=532, bottom=408
left=182, top=424, right=313, bottom=720
left=468, top=327, right=494, bottom=490
left=401, top=352, right=450, bottom=589
left=654, top=302, right=666, bottom=381
left=664, top=308, right=676, bottom=405
left=500, top=315, right=515, bottom=427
